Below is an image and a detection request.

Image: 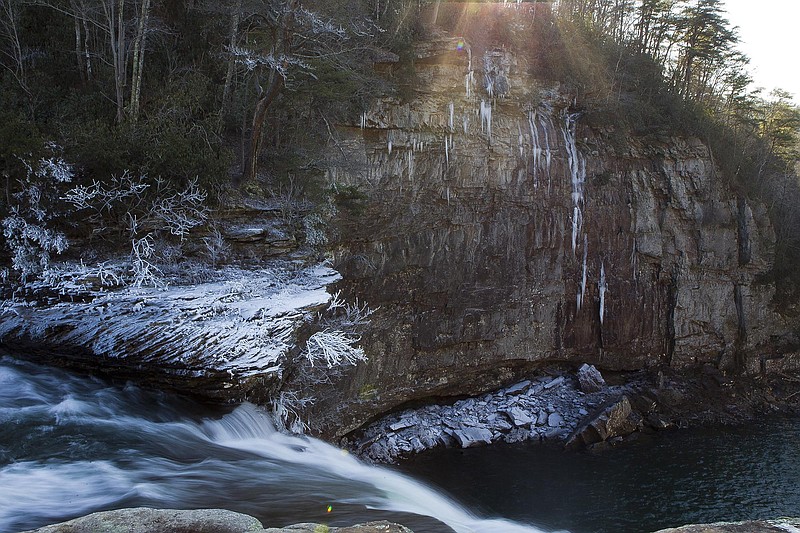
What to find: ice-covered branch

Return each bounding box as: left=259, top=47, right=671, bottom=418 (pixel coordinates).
left=303, top=330, right=367, bottom=368
left=148, top=178, right=210, bottom=241
left=227, top=45, right=311, bottom=77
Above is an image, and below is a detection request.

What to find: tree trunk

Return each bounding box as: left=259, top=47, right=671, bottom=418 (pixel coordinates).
left=236, top=0, right=299, bottom=188
left=73, top=10, right=84, bottom=82
left=237, top=72, right=283, bottom=187
left=103, top=0, right=125, bottom=123
left=80, top=0, right=93, bottom=80
left=129, top=0, right=151, bottom=122
left=218, top=0, right=242, bottom=133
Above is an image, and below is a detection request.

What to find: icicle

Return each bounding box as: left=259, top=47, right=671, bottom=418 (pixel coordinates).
left=571, top=206, right=580, bottom=253
left=562, top=112, right=586, bottom=254
left=465, top=47, right=474, bottom=99
left=541, top=115, right=552, bottom=176
left=360, top=112, right=367, bottom=129
left=599, top=262, right=607, bottom=325
left=528, top=110, right=540, bottom=187
left=480, top=100, right=492, bottom=139
left=446, top=186, right=451, bottom=205
left=448, top=102, right=454, bottom=131
left=444, top=136, right=449, bottom=164
left=485, top=77, right=494, bottom=99
left=463, top=116, right=469, bottom=135
left=388, top=140, right=392, bottom=155
left=579, top=234, right=588, bottom=310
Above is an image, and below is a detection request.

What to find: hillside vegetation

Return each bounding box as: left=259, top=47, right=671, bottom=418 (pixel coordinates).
left=1, top=0, right=798, bottom=300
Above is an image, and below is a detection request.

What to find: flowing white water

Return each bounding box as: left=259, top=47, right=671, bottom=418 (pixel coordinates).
left=0, top=357, right=544, bottom=533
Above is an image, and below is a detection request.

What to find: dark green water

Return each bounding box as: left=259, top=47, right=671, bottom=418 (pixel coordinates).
left=399, top=419, right=800, bottom=532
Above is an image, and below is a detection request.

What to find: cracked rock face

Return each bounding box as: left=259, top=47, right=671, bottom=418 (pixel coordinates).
left=308, top=5, right=800, bottom=438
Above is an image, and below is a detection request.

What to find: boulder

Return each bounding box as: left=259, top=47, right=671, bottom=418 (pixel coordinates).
left=504, top=407, right=533, bottom=427
left=547, top=412, right=564, bottom=427
left=21, top=508, right=263, bottom=533
left=453, top=427, right=494, bottom=447
left=565, top=395, right=641, bottom=448
left=21, top=509, right=415, bottom=533
left=577, top=364, right=606, bottom=393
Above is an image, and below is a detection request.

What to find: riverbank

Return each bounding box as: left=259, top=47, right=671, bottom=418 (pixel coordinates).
left=348, top=363, right=800, bottom=463
left=19, top=508, right=413, bottom=533
left=20, top=508, right=800, bottom=533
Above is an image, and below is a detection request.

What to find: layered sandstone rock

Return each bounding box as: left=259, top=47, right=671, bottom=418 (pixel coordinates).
left=301, top=6, right=799, bottom=437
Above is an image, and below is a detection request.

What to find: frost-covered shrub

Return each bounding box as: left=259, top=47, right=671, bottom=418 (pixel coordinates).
left=302, top=291, right=375, bottom=369
left=202, top=226, right=230, bottom=268
left=148, top=178, right=209, bottom=241
left=302, top=212, right=328, bottom=247
left=2, top=216, right=69, bottom=280
left=63, top=173, right=209, bottom=240
left=304, top=330, right=367, bottom=368
left=62, top=173, right=210, bottom=288
left=1, top=146, right=73, bottom=281
left=130, top=234, right=163, bottom=288
left=271, top=391, right=314, bottom=434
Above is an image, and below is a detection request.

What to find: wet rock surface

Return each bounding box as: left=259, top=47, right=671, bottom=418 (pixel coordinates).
left=305, top=5, right=800, bottom=439
left=20, top=509, right=413, bottom=533
left=353, top=368, right=630, bottom=462
left=652, top=519, right=800, bottom=533
left=351, top=364, right=800, bottom=463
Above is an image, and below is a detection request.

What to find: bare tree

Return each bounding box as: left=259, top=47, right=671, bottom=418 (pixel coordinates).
left=128, top=0, right=151, bottom=122
left=0, top=0, right=31, bottom=98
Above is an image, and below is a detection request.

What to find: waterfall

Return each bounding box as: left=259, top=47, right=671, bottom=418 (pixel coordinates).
left=0, top=358, right=544, bottom=533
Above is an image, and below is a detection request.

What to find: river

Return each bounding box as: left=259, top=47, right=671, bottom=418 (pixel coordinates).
left=1, top=355, right=798, bottom=533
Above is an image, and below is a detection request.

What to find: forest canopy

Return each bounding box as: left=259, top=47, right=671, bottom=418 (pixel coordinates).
left=0, top=0, right=798, bottom=292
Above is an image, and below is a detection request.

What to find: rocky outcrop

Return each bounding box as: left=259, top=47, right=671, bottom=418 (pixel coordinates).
left=565, top=395, right=642, bottom=449
left=20, top=509, right=413, bottom=533
left=354, top=370, right=632, bottom=462
left=0, top=263, right=340, bottom=401
left=653, top=519, right=800, bottom=533
left=299, top=5, right=800, bottom=438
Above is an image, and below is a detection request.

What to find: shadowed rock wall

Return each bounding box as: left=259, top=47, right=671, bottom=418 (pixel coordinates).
left=300, top=6, right=798, bottom=437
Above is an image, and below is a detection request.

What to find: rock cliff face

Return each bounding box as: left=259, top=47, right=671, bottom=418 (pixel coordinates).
left=301, top=5, right=799, bottom=437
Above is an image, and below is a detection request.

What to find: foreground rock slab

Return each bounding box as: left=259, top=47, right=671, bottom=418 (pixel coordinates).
left=653, top=519, right=800, bottom=532
left=0, top=264, right=340, bottom=401
left=21, top=508, right=414, bottom=533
